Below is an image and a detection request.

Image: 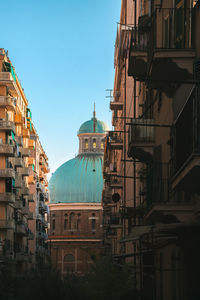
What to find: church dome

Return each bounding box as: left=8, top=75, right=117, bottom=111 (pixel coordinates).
left=49, top=108, right=109, bottom=204
left=78, top=117, right=109, bottom=135
left=49, top=153, right=103, bottom=204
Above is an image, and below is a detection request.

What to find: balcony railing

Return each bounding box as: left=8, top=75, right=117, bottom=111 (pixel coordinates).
left=108, top=131, right=123, bottom=150
left=128, top=119, right=154, bottom=145
left=21, top=147, right=30, bottom=157
left=0, top=192, right=15, bottom=203
left=17, top=167, right=29, bottom=176
left=0, top=144, right=15, bottom=156
left=0, top=219, right=15, bottom=229
left=10, top=157, right=24, bottom=168
left=0, top=120, right=15, bottom=132
left=0, top=168, right=15, bottom=178
left=16, top=221, right=28, bottom=236
left=22, top=128, right=30, bottom=138
left=0, top=96, right=16, bottom=110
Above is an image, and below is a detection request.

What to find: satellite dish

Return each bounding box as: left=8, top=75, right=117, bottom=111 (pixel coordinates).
left=112, top=193, right=120, bottom=203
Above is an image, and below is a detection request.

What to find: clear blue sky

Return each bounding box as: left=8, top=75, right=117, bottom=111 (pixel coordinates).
left=1, top=0, right=121, bottom=173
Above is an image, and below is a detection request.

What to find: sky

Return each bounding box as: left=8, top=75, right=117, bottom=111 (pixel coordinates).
left=1, top=0, right=121, bottom=174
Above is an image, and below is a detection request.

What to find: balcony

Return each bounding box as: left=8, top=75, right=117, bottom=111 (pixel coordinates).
left=17, top=167, right=29, bottom=177
left=0, top=219, right=15, bottom=229
left=10, top=157, right=24, bottom=167
left=21, top=186, right=29, bottom=195
left=15, top=200, right=22, bottom=209
left=22, top=128, right=30, bottom=138
left=0, top=120, right=15, bottom=133
left=0, top=144, right=15, bottom=156
left=15, top=136, right=23, bottom=146
left=128, top=25, right=149, bottom=80
left=28, top=157, right=35, bottom=166
left=0, top=192, right=15, bottom=203
left=0, top=72, right=18, bottom=94
left=15, top=114, right=23, bottom=124
left=21, top=147, right=30, bottom=157
left=28, top=139, right=35, bottom=149
left=15, top=221, right=28, bottom=236
left=152, top=8, right=194, bottom=92
left=15, top=176, right=23, bottom=188
left=0, top=168, right=15, bottom=178
left=128, top=119, right=154, bottom=163
left=128, top=8, right=196, bottom=91
left=110, top=100, right=123, bottom=111
left=171, top=86, right=200, bottom=192
left=28, top=175, right=36, bottom=184
left=0, top=96, right=16, bottom=111
left=108, top=131, right=123, bottom=150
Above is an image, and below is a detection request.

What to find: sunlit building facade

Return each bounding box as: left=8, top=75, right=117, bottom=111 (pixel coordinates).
left=0, top=48, right=49, bottom=272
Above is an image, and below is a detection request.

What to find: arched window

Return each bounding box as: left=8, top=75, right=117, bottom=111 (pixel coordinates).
left=64, top=213, right=68, bottom=230
left=101, top=140, right=104, bottom=149
left=64, top=254, right=75, bottom=262
left=52, top=219, right=55, bottom=230
left=69, top=213, right=76, bottom=230
left=93, top=138, right=96, bottom=148
left=85, top=139, right=88, bottom=149
left=91, top=213, right=96, bottom=231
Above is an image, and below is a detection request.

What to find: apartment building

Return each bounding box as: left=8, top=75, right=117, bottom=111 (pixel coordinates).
left=103, top=1, right=200, bottom=299
left=0, top=48, right=49, bottom=272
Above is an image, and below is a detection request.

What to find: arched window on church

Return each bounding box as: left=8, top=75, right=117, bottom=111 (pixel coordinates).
left=101, top=139, right=104, bottom=149
left=85, top=139, right=88, bottom=149
left=64, top=254, right=75, bottom=262
left=52, top=218, right=55, bottom=231
left=69, top=213, right=76, bottom=230
left=77, top=214, right=81, bottom=230
left=93, top=138, right=96, bottom=149
left=91, top=213, right=96, bottom=231
left=64, top=213, right=68, bottom=230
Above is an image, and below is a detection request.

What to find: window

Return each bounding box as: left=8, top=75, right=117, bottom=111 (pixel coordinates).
left=101, top=141, right=104, bottom=149
left=93, top=139, right=96, bottom=149
left=52, top=219, right=55, bottom=230
left=92, top=214, right=96, bottom=231
left=69, top=213, right=76, bottom=230
left=85, top=139, right=88, bottom=149
left=64, top=219, right=68, bottom=230
left=92, top=219, right=96, bottom=230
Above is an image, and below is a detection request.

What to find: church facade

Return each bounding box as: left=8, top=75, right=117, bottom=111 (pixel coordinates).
left=48, top=110, right=109, bottom=275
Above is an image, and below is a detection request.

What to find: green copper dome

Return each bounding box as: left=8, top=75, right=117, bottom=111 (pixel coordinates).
left=49, top=153, right=103, bottom=204
left=78, top=117, right=109, bottom=135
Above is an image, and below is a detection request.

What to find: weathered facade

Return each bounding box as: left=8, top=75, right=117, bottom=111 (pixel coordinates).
left=103, top=1, right=200, bottom=299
